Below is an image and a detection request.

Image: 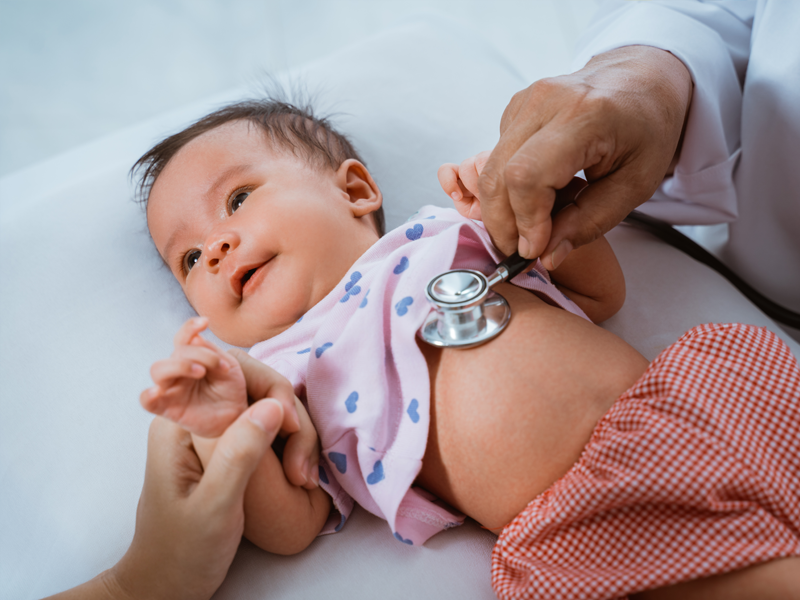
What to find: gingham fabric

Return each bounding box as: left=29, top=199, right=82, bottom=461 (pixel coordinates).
left=492, top=323, right=800, bottom=600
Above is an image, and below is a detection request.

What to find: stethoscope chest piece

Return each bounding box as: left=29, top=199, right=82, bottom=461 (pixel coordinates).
left=419, top=269, right=511, bottom=349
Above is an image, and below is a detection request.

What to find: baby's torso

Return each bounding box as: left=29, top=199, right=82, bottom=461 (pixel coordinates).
left=249, top=206, right=648, bottom=542
left=417, top=282, right=649, bottom=532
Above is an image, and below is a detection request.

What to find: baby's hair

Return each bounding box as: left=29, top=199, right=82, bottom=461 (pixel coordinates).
left=131, top=95, right=385, bottom=236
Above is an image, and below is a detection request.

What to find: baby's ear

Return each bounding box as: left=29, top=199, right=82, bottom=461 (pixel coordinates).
left=336, top=159, right=382, bottom=217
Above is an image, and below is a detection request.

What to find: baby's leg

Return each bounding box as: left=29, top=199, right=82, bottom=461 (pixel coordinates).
left=634, top=556, right=800, bottom=599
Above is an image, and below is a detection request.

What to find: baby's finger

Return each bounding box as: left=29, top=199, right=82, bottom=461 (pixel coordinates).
left=140, top=384, right=184, bottom=416
left=150, top=356, right=207, bottom=388
left=172, top=345, right=231, bottom=373
left=458, top=155, right=482, bottom=199
left=173, top=316, right=209, bottom=347
left=281, top=397, right=320, bottom=489
left=437, top=163, right=462, bottom=201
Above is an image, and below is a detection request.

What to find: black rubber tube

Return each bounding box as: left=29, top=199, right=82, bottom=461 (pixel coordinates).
left=498, top=251, right=534, bottom=281
left=623, top=209, right=800, bottom=329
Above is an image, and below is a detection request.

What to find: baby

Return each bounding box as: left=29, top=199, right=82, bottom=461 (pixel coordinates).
left=136, top=99, right=800, bottom=599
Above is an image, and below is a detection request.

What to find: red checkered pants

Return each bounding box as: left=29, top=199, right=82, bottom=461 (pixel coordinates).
left=492, top=324, right=800, bottom=600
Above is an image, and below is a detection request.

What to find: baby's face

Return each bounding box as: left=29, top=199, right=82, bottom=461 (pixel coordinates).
left=147, top=120, right=381, bottom=347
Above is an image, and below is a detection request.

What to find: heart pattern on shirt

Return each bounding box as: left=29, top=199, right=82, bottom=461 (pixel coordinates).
left=393, top=256, right=409, bottom=274
left=315, top=342, right=333, bottom=358
left=407, top=399, right=420, bottom=423
left=395, top=296, right=413, bottom=316
left=329, top=452, right=347, bottom=474
left=340, top=271, right=363, bottom=302
left=394, top=532, right=413, bottom=545
left=366, top=460, right=385, bottom=484
left=405, top=224, right=423, bottom=241
left=345, top=391, right=359, bottom=413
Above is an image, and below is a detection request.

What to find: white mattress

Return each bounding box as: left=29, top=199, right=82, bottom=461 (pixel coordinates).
left=1, top=14, right=797, bottom=599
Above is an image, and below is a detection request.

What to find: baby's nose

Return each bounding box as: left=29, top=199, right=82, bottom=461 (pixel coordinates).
left=203, top=233, right=239, bottom=272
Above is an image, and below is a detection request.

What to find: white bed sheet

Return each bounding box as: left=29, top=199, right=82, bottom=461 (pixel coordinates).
left=1, top=14, right=797, bottom=600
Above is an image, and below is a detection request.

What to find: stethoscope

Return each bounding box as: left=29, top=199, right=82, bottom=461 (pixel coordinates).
left=419, top=209, right=800, bottom=349
left=419, top=251, right=533, bottom=348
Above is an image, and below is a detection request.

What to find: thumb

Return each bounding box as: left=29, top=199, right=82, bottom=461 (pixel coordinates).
left=195, top=399, right=283, bottom=509
left=542, top=175, right=637, bottom=270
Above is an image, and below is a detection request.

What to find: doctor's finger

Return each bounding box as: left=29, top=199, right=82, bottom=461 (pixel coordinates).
left=281, top=397, right=321, bottom=490
left=503, top=124, right=590, bottom=260
left=543, top=173, right=643, bottom=270
left=228, top=349, right=300, bottom=432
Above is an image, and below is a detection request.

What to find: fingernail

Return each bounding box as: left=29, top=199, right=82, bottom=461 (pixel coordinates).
left=147, top=386, right=160, bottom=399
left=219, top=358, right=230, bottom=371
left=301, top=459, right=310, bottom=486
left=310, top=464, right=320, bottom=488
left=248, top=399, right=282, bottom=433
left=550, top=239, right=573, bottom=270
left=518, top=236, right=532, bottom=258
left=451, top=191, right=461, bottom=201
left=191, top=364, right=205, bottom=376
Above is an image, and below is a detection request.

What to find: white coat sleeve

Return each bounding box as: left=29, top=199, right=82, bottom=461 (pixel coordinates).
left=572, top=0, right=756, bottom=224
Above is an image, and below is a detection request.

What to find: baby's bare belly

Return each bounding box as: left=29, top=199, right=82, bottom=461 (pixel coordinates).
left=416, top=283, right=649, bottom=532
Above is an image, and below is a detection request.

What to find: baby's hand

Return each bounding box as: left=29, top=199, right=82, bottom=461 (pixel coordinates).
left=438, top=150, right=491, bottom=220
left=141, top=317, right=247, bottom=438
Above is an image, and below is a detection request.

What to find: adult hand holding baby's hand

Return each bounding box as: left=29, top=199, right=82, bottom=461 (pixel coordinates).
left=46, top=404, right=286, bottom=600
left=231, top=348, right=321, bottom=491
left=141, top=317, right=249, bottom=438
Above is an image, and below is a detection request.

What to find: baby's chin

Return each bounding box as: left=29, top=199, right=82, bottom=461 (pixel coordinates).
left=212, top=320, right=295, bottom=349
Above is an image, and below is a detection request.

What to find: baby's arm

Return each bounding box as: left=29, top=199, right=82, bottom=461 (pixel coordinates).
left=191, top=368, right=332, bottom=555
left=439, top=154, right=625, bottom=323
left=142, top=318, right=331, bottom=554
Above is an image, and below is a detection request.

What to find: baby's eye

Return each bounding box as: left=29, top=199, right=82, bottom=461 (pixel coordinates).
left=230, top=191, right=249, bottom=213
left=183, top=249, right=201, bottom=274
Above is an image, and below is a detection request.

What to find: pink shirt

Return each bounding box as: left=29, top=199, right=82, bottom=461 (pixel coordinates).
left=249, top=206, right=589, bottom=545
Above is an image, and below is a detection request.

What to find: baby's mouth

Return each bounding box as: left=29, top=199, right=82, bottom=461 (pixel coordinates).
left=238, top=257, right=274, bottom=298
left=240, top=268, right=257, bottom=287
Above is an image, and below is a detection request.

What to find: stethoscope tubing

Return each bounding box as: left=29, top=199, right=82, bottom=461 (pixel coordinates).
left=623, top=210, right=800, bottom=329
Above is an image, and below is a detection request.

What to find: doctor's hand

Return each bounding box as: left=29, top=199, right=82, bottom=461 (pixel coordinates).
left=478, top=45, right=693, bottom=270
left=46, top=403, right=285, bottom=600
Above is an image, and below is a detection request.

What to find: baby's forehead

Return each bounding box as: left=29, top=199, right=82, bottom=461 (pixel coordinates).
left=181, top=120, right=271, bottom=157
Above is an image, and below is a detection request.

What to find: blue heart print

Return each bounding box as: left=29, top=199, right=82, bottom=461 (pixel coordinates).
left=405, top=224, right=423, bottom=241
left=318, top=465, right=329, bottom=485
left=359, top=289, right=370, bottom=308
left=334, top=513, right=346, bottom=532
left=527, top=270, right=547, bottom=284
left=315, top=342, right=333, bottom=358
left=393, top=256, right=409, bottom=274
left=297, top=347, right=311, bottom=355
left=407, top=399, right=420, bottom=423
left=394, top=532, right=413, bottom=545
left=395, top=296, right=413, bottom=316
left=345, top=391, right=359, bottom=413
left=329, top=452, right=347, bottom=474
left=366, top=460, right=385, bottom=484
left=340, top=271, right=363, bottom=302
left=425, top=215, right=436, bottom=219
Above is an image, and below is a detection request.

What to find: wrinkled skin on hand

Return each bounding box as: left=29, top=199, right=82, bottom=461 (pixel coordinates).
left=478, top=45, right=693, bottom=270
